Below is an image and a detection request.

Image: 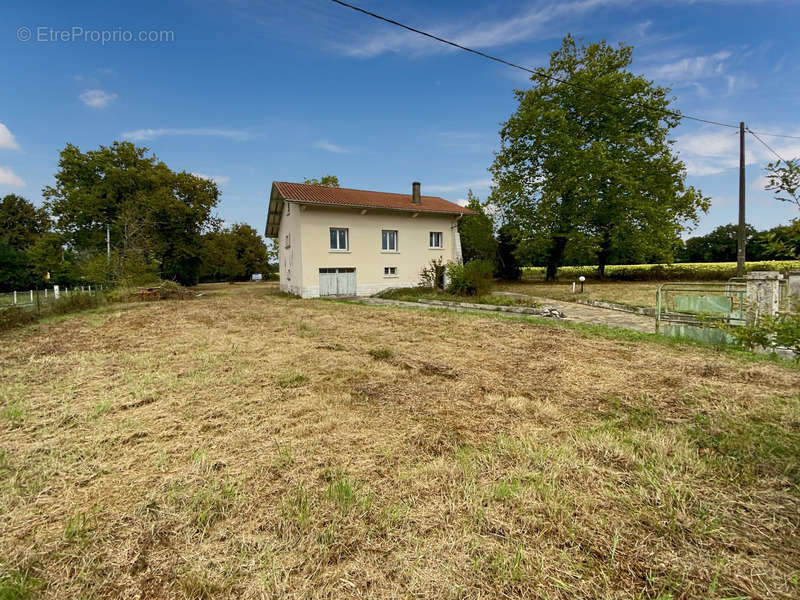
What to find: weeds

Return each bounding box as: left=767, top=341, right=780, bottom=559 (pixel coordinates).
left=190, top=478, right=237, bottom=533
left=0, top=402, right=23, bottom=427
left=63, top=511, right=91, bottom=542
left=368, top=347, right=393, bottom=360
left=0, top=569, right=45, bottom=599
left=275, top=370, right=307, bottom=388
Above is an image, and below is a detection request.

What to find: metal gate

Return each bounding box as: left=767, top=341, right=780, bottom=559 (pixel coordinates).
left=319, top=267, right=356, bottom=296
left=656, top=281, right=747, bottom=343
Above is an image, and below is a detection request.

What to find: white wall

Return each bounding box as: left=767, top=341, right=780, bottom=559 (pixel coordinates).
left=278, top=201, right=303, bottom=295
left=297, top=205, right=461, bottom=297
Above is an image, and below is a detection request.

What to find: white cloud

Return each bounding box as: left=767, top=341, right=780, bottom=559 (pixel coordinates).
left=313, top=140, right=350, bottom=154
left=335, top=0, right=627, bottom=57
left=191, top=172, right=231, bottom=185
left=426, top=178, right=492, bottom=194
left=677, top=127, right=800, bottom=177
left=648, top=50, right=731, bottom=84
left=0, top=166, right=25, bottom=187
left=0, top=123, right=20, bottom=150
left=79, top=89, right=118, bottom=108
left=122, top=128, right=250, bottom=141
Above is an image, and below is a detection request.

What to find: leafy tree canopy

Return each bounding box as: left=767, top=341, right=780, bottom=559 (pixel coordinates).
left=765, top=159, right=800, bottom=209
left=490, top=35, right=708, bottom=280
left=458, top=190, right=498, bottom=264
left=0, top=194, right=49, bottom=250
left=303, top=175, right=339, bottom=187
left=44, top=141, right=219, bottom=285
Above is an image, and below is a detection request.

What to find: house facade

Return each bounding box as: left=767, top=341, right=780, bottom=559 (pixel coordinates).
left=265, top=181, right=473, bottom=298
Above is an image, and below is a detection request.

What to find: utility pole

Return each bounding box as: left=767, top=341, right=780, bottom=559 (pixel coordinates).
left=737, top=121, right=746, bottom=277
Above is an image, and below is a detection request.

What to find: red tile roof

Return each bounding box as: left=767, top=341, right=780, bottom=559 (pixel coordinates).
left=272, top=181, right=474, bottom=215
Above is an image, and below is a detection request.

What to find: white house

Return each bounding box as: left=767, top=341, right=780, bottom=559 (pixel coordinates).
left=265, top=181, right=474, bottom=298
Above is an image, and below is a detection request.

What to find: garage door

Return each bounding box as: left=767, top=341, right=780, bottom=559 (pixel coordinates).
left=319, top=267, right=356, bottom=296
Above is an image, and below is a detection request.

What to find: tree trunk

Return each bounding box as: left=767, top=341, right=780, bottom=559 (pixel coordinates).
left=597, top=231, right=612, bottom=279
left=545, top=235, right=567, bottom=281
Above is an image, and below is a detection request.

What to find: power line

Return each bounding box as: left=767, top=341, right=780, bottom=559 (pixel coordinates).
left=332, top=0, right=800, bottom=141
left=747, top=128, right=788, bottom=164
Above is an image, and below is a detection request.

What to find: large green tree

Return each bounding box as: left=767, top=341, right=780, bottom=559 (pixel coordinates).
left=0, top=194, right=49, bottom=250
left=44, top=142, right=219, bottom=285
left=199, top=223, right=270, bottom=282
left=490, top=35, right=708, bottom=280
left=458, top=190, right=498, bottom=264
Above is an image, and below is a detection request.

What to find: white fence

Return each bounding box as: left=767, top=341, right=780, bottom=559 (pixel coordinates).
left=0, top=285, right=103, bottom=311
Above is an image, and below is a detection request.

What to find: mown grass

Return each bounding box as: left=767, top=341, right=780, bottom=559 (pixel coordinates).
left=495, top=279, right=686, bottom=309
left=377, top=286, right=539, bottom=307
left=0, top=281, right=798, bottom=598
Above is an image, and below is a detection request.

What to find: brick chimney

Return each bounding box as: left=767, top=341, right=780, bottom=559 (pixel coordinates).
left=412, top=181, right=421, bottom=204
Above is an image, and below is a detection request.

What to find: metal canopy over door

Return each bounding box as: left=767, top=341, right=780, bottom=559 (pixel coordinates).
left=319, top=268, right=356, bottom=296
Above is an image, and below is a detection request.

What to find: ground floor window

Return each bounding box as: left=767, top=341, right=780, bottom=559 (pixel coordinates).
left=429, top=231, right=443, bottom=248
left=384, top=266, right=397, bottom=277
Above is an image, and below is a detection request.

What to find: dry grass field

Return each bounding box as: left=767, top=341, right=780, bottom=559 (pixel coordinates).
left=495, top=280, right=727, bottom=309
left=1, top=282, right=799, bottom=599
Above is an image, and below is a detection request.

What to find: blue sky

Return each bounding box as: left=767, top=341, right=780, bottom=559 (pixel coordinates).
left=2, top=0, right=799, bottom=239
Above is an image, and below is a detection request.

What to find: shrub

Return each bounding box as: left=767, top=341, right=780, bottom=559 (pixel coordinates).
left=726, top=311, right=800, bottom=359
left=446, top=260, right=494, bottom=297
left=0, top=307, right=36, bottom=331
left=420, top=258, right=446, bottom=289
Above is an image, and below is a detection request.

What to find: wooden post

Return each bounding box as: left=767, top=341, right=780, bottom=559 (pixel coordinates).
left=13, top=291, right=17, bottom=304
left=30, top=290, right=33, bottom=302
left=736, top=122, right=746, bottom=277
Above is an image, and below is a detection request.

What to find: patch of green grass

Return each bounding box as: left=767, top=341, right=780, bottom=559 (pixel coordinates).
left=327, top=474, right=357, bottom=513
left=376, top=286, right=538, bottom=307
left=191, top=478, right=238, bottom=533
left=0, top=401, right=23, bottom=426
left=493, top=477, right=521, bottom=502
left=64, top=511, right=91, bottom=542
left=0, top=569, right=45, bottom=600
left=368, top=347, right=393, bottom=360
left=94, top=401, right=111, bottom=417
left=275, top=370, right=307, bottom=388
left=689, top=411, right=800, bottom=484
left=284, top=486, right=310, bottom=529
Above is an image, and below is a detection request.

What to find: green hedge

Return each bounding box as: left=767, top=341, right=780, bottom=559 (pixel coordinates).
left=522, top=260, right=800, bottom=282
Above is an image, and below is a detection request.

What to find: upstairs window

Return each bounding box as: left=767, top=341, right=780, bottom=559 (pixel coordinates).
left=382, top=230, right=398, bottom=252
left=330, top=227, right=349, bottom=251
left=429, top=231, right=443, bottom=249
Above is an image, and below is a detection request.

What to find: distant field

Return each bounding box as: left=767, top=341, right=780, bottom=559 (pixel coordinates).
left=523, top=260, right=800, bottom=281
left=496, top=280, right=725, bottom=309
left=1, top=282, right=799, bottom=598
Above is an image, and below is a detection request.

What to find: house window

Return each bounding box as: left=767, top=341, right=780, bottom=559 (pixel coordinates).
left=384, top=266, right=397, bottom=277
left=286, top=203, right=291, bottom=216
left=382, top=230, right=398, bottom=252
left=285, top=233, right=291, bottom=249
left=429, top=231, right=443, bottom=248
left=330, top=227, right=349, bottom=251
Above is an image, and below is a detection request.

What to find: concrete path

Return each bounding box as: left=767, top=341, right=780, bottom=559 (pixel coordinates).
left=356, top=294, right=655, bottom=333
left=493, top=292, right=654, bottom=332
